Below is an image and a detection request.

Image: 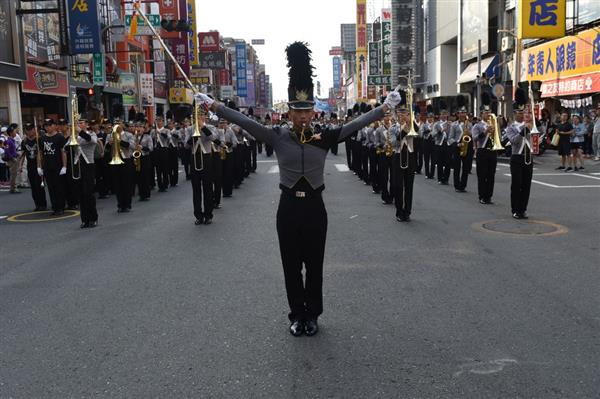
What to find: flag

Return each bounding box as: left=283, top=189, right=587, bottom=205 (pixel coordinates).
left=128, top=10, right=138, bottom=39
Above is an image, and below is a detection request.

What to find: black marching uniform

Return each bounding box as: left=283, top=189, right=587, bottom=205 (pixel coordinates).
left=188, top=124, right=216, bottom=224
left=75, top=127, right=98, bottom=227
left=41, top=132, right=67, bottom=214
left=21, top=132, right=47, bottom=210
left=391, top=121, right=417, bottom=221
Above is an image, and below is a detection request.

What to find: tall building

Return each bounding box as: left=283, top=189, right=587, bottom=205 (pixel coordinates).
left=0, top=1, right=26, bottom=125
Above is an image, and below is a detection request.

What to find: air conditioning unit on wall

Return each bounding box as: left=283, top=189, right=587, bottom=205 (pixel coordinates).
left=501, top=36, right=514, bottom=52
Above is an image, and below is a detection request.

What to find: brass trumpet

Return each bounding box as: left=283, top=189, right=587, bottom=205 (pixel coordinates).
left=459, top=116, right=472, bottom=158
left=488, top=113, right=505, bottom=151
left=192, top=103, right=204, bottom=172
left=67, top=94, right=81, bottom=180
left=405, top=83, right=419, bottom=137
left=132, top=130, right=142, bottom=172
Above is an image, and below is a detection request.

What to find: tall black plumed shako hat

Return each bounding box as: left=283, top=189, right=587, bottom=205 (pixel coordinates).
left=513, top=88, right=527, bottom=113
left=286, top=42, right=315, bottom=110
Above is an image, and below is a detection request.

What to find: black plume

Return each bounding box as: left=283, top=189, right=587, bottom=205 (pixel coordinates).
left=352, top=103, right=359, bottom=113
left=515, top=88, right=528, bottom=105
left=482, top=92, right=491, bottom=106
left=365, top=104, right=372, bottom=112
left=320, top=111, right=325, bottom=118
left=265, top=114, right=271, bottom=121
left=286, top=42, right=314, bottom=94
left=456, top=95, right=467, bottom=107
left=248, top=107, right=254, bottom=116
left=426, top=105, right=434, bottom=114
left=347, top=109, right=353, bottom=117
left=359, top=102, right=367, bottom=114
left=439, top=100, right=447, bottom=111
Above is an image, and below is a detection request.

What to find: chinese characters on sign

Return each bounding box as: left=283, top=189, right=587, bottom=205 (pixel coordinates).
left=170, top=38, right=190, bottom=81
left=518, top=0, right=566, bottom=39
left=540, top=73, right=600, bottom=97
left=236, top=43, right=247, bottom=97
left=68, top=0, right=101, bottom=54
left=368, top=42, right=380, bottom=76
left=332, top=57, right=341, bottom=94
left=522, top=28, right=599, bottom=81
left=367, top=75, right=391, bottom=86
left=381, top=9, right=392, bottom=77
left=198, top=51, right=226, bottom=70
left=355, top=0, right=367, bottom=101
left=140, top=73, right=154, bottom=107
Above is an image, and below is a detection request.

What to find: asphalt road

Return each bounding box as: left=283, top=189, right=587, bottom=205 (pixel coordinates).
left=1, top=149, right=599, bottom=398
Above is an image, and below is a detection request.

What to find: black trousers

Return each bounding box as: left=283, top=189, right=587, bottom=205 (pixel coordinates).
left=361, top=146, right=369, bottom=182
left=351, top=140, right=361, bottom=174
left=168, top=146, right=179, bottom=186
left=510, top=154, right=533, bottom=214
left=156, top=147, right=170, bottom=191
left=476, top=149, right=497, bottom=201
left=95, top=158, right=108, bottom=196
left=378, top=154, right=393, bottom=203
left=257, top=141, right=263, bottom=154
left=79, top=162, right=97, bottom=224
left=191, top=154, right=213, bottom=220
left=65, top=165, right=81, bottom=208
left=27, top=166, right=47, bottom=208
left=345, top=138, right=352, bottom=168
left=452, top=144, right=474, bottom=190
left=45, top=169, right=66, bottom=212
left=151, top=149, right=159, bottom=188
left=113, top=159, right=134, bottom=210
left=243, top=144, right=252, bottom=177
left=181, top=149, right=191, bottom=179
left=265, top=144, right=274, bottom=157
left=434, top=145, right=450, bottom=183
left=233, top=147, right=244, bottom=187
left=137, top=155, right=152, bottom=200
left=276, top=192, right=327, bottom=321
left=414, top=137, right=423, bottom=173
left=368, top=147, right=379, bottom=190
left=331, top=141, right=338, bottom=155
left=222, top=154, right=234, bottom=196
left=250, top=140, right=257, bottom=172
left=423, top=139, right=435, bottom=178
left=392, top=152, right=415, bottom=217
left=212, top=153, right=223, bottom=206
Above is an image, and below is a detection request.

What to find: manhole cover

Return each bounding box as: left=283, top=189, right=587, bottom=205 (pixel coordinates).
left=6, top=210, right=79, bottom=223
left=474, top=219, right=568, bottom=237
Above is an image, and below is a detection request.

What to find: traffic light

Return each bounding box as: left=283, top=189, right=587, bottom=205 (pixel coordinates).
left=161, top=19, right=191, bottom=32
left=88, top=88, right=94, bottom=96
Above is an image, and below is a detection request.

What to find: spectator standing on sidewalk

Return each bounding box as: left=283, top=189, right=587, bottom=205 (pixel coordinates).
left=570, top=115, right=586, bottom=171
left=582, top=114, right=593, bottom=158
left=555, top=112, right=574, bottom=171
left=593, top=106, right=600, bottom=161
left=0, top=133, right=7, bottom=186
left=4, top=125, right=21, bottom=193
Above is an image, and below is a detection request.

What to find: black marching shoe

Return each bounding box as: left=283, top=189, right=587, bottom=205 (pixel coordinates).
left=80, top=222, right=89, bottom=229
left=521, top=212, right=528, bottom=219
left=204, top=216, right=213, bottom=225
left=512, top=212, right=522, bottom=219
left=289, top=320, right=304, bottom=337
left=89, top=221, right=97, bottom=228
left=304, top=319, right=319, bottom=336
left=194, top=219, right=203, bottom=226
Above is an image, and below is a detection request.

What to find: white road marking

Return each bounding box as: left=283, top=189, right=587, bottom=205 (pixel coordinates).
left=335, top=164, right=350, bottom=172
left=257, top=160, right=277, bottom=163
left=267, top=165, right=279, bottom=174
left=503, top=174, right=600, bottom=188
left=572, top=173, right=600, bottom=181
left=350, top=215, right=358, bottom=219
left=590, top=172, right=600, bottom=175
left=0, top=216, right=7, bottom=220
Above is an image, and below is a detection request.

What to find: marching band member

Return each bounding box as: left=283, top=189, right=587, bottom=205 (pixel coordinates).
left=168, top=120, right=181, bottom=187
left=40, top=119, right=67, bottom=216
left=20, top=123, right=47, bottom=211
left=471, top=94, right=497, bottom=204
left=449, top=97, right=473, bottom=192
left=367, top=121, right=379, bottom=193
left=109, top=122, right=135, bottom=213
left=186, top=111, right=217, bottom=225
left=211, top=120, right=225, bottom=209
left=152, top=117, right=170, bottom=192
left=432, top=105, right=450, bottom=185
left=181, top=118, right=192, bottom=180
left=74, top=118, right=98, bottom=228
left=391, top=96, right=417, bottom=222
left=136, top=121, right=154, bottom=202
left=60, top=118, right=80, bottom=210
left=505, top=88, right=534, bottom=219
left=375, top=110, right=394, bottom=204
left=220, top=117, right=238, bottom=198
left=420, top=106, right=436, bottom=179
left=195, top=42, right=401, bottom=336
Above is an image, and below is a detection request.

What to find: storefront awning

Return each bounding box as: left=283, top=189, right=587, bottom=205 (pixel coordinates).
left=456, top=55, right=499, bottom=85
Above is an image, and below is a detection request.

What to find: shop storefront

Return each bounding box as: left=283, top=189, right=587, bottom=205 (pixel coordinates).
left=0, top=0, right=26, bottom=125
left=21, top=64, right=69, bottom=124
left=522, top=28, right=600, bottom=117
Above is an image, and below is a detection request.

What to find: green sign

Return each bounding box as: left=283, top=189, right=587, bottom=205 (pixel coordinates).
left=125, top=14, right=160, bottom=36
left=93, top=53, right=104, bottom=85
left=382, top=20, right=392, bottom=76
left=367, top=75, right=391, bottom=86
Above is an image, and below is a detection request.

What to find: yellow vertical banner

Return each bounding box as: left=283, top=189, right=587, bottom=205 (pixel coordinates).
left=187, top=0, right=198, bottom=65
left=356, top=0, right=367, bottom=101
left=518, top=0, right=566, bottom=39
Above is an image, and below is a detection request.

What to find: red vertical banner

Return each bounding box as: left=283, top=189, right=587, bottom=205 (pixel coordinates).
left=219, top=69, right=229, bottom=85
left=171, top=38, right=190, bottom=80
left=159, top=0, right=180, bottom=39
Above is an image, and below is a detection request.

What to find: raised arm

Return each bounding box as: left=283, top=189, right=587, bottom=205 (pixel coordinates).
left=339, top=106, right=386, bottom=141
left=214, top=104, right=277, bottom=146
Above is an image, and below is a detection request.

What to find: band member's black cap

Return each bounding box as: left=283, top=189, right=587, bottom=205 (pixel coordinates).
left=481, top=92, right=492, bottom=112
left=24, top=123, right=35, bottom=130
left=513, top=88, right=527, bottom=113
left=58, top=118, right=68, bottom=125
left=44, top=118, right=56, bottom=125
left=286, top=42, right=315, bottom=110
left=426, top=105, right=434, bottom=117
left=456, top=95, right=468, bottom=113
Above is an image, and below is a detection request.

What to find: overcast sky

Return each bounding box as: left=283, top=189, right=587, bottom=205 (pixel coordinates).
left=196, top=0, right=387, bottom=102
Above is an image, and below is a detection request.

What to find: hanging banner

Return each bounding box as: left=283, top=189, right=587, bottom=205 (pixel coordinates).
left=187, top=0, right=198, bottom=65
left=22, top=64, right=69, bottom=97
left=518, top=0, right=566, bottom=39
left=92, top=53, right=105, bottom=85
left=355, top=0, right=367, bottom=101
left=368, top=41, right=380, bottom=76
left=68, top=0, right=102, bottom=54
left=140, top=73, right=154, bottom=107
left=169, top=88, right=194, bottom=104
left=540, top=72, right=600, bottom=98
left=381, top=8, right=392, bottom=77
left=121, top=73, right=137, bottom=106
left=522, top=28, right=600, bottom=82
left=170, top=38, right=190, bottom=81
left=236, top=43, right=247, bottom=97
left=333, top=56, right=341, bottom=93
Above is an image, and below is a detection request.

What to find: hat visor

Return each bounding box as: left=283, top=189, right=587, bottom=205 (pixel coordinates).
left=288, top=101, right=314, bottom=110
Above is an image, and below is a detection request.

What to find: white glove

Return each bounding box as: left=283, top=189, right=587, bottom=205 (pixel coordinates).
left=59, top=166, right=67, bottom=176
left=194, top=93, right=214, bottom=108
left=384, top=91, right=402, bottom=109
left=37, top=167, right=44, bottom=177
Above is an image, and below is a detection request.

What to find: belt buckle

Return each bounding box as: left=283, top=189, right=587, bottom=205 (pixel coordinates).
left=295, top=191, right=306, bottom=198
